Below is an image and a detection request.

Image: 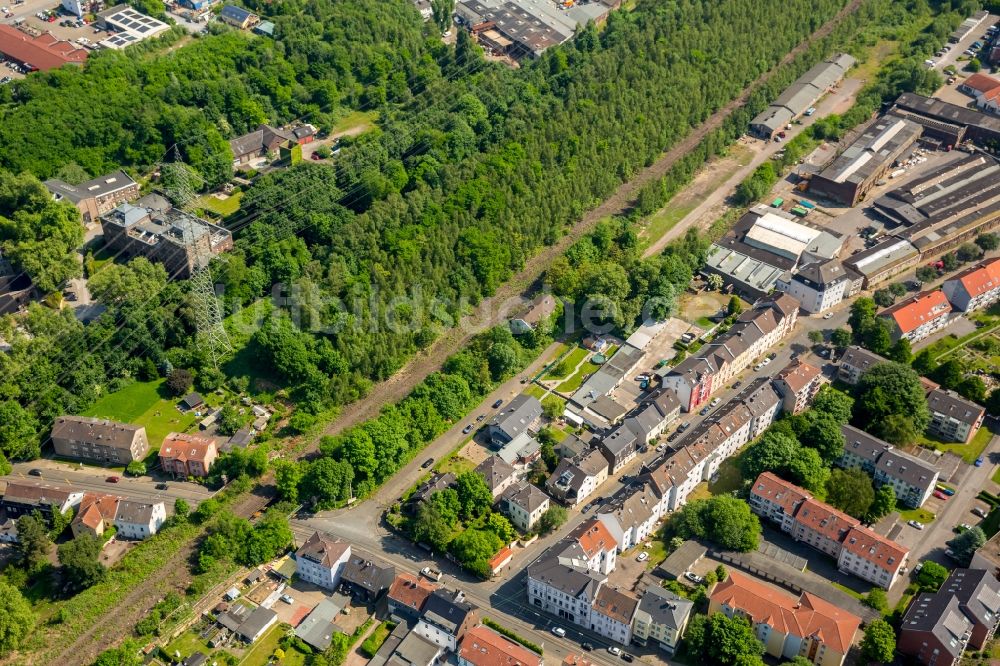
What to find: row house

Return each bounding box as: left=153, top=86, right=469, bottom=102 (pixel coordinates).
left=414, top=589, right=478, bottom=652
left=50, top=415, right=149, bottom=464
left=527, top=556, right=604, bottom=629
left=598, top=425, right=640, bottom=474
left=631, top=586, right=693, bottom=654
left=0, top=481, right=82, bottom=520
left=943, top=257, right=1000, bottom=312
left=66, top=493, right=166, bottom=541
left=596, top=483, right=662, bottom=552
left=879, top=289, right=952, bottom=343
left=623, top=390, right=681, bottom=444
left=839, top=425, right=939, bottom=508
left=709, top=571, right=861, bottom=666
left=836, top=346, right=888, bottom=385
left=546, top=448, right=609, bottom=507
left=772, top=359, right=826, bottom=415
left=660, top=294, right=799, bottom=412
left=590, top=586, right=638, bottom=644
left=387, top=572, right=437, bottom=623
left=749, top=473, right=909, bottom=589
left=926, top=388, right=986, bottom=444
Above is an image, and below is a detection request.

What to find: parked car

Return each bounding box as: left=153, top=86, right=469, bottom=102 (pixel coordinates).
left=581, top=643, right=593, bottom=652
left=551, top=627, right=566, bottom=638
left=667, top=432, right=681, bottom=442
left=421, top=567, right=443, bottom=581
left=462, top=424, right=474, bottom=434
left=476, top=414, right=485, bottom=422
left=975, top=457, right=984, bottom=467
left=823, top=311, right=834, bottom=319
left=655, top=444, right=666, bottom=453
left=731, top=380, right=742, bottom=389
left=310, top=152, right=323, bottom=160
left=636, top=552, right=649, bottom=562
left=684, top=571, right=704, bottom=584
left=280, top=594, right=294, bottom=604
left=945, top=548, right=957, bottom=559
left=956, top=523, right=971, bottom=533
left=105, top=476, right=120, bottom=483
left=973, top=507, right=988, bottom=518
left=421, top=458, right=434, bottom=469
left=699, top=406, right=711, bottom=416
left=155, top=483, right=169, bottom=490
left=936, top=484, right=955, bottom=496
left=28, top=468, right=42, bottom=477
left=677, top=422, right=691, bottom=432
left=607, top=647, right=622, bottom=656
left=621, top=654, right=634, bottom=663
left=492, top=399, right=503, bottom=409
left=907, top=520, right=925, bottom=530
left=914, top=562, right=924, bottom=574
left=934, top=490, right=949, bottom=500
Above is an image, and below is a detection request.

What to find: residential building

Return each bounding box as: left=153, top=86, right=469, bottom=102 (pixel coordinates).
left=659, top=294, right=798, bottom=411
left=44, top=170, right=139, bottom=225
left=0, top=519, right=17, bottom=543
left=926, top=388, right=986, bottom=444
left=475, top=455, right=518, bottom=500
left=414, top=588, right=478, bottom=651
left=500, top=482, right=550, bottom=532
left=374, top=627, right=442, bottom=666
left=489, top=547, right=513, bottom=578
left=959, top=73, right=1000, bottom=98
left=737, top=377, right=784, bottom=439
left=940, top=568, right=1000, bottom=649
left=880, top=290, right=952, bottom=343
left=775, top=259, right=851, bottom=313
left=808, top=116, right=923, bottom=206
left=630, top=585, right=693, bottom=654
left=159, top=432, right=218, bottom=477
left=590, top=586, right=637, bottom=644
left=546, top=448, right=609, bottom=507
left=114, top=499, right=166, bottom=539
left=526, top=556, right=604, bottom=629
left=749, top=473, right=909, bottom=588
left=899, top=593, right=973, bottom=666
left=294, top=599, right=343, bottom=652
left=229, top=124, right=297, bottom=165
left=839, top=425, right=939, bottom=508
left=295, top=531, right=351, bottom=590
left=488, top=395, right=543, bottom=446
left=837, top=346, right=888, bottom=385
left=772, top=359, right=825, bottom=414
left=842, top=236, right=921, bottom=289
left=496, top=432, right=542, bottom=468
left=100, top=197, right=233, bottom=279
left=598, top=425, right=639, bottom=474
left=458, top=625, right=543, bottom=666
left=0, top=24, right=88, bottom=72
left=623, top=390, right=681, bottom=443
left=567, top=344, right=644, bottom=426
left=218, top=4, right=259, bottom=29
left=943, top=257, right=1000, bottom=312
left=50, top=415, right=149, bottom=465
left=709, top=571, right=861, bottom=666
left=233, top=606, right=277, bottom=643
left=71, top=492, right=120, bottom=538
left=0, top=481, right=83, bottom=519
left=340, top=554, right=395, bottom=602
left=596, top=484, right=660, bottom=552
left=387, top=572, right=437, bottom=622
left=408, top=472, right=457, bottom=513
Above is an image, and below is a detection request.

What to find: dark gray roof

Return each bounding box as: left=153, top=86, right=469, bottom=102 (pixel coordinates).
left=490, top=395, right=542, bottom=440
left=51, top=415, right=143, bottom=451
left=411, top=473, right=456, bottom=504
left=943, top=569, right=1000, bottom=631
left=294, top=599, right=344, bottom=650
left=501, top=482, right=549, bottom=513
left=183, top=653, right=208, bottom=666
left=625, top=403, right=665, bottom=440
left=840, top=425, right=887, bottom=465
left=737, top=377, right=782, bottom=419
left=220, top=4, right=256, bottom=22
left=420, top=589, right=476, bottom=635
left=527, top=552, right=605, bottom=598
left=181, top=393, right=204, bottom=409
left=44, top=170, right=136, bottom=204
left=297, top=531, right=350, bottom=567
left=874, top=446, right=938, bottom=491
left=474, top=456, right=517, bottom=492
left=636, top=585, right=693, bottom=631
left=237, top=606, right=277, bottom=641
left=114, top=499, right=161, bottom=525
left=600, top=424, right=637, bottom=457
left=814, top=117, right=922, bottom=187
left=839, top=346, right=888, bottom=374
left=902, top=592, right=972, bottom=659
left=342, top=554, right=395, bottom=593
left=793, top=259, right=849, bottom=289
left=591, top=395, right=627, bottom=423
left=927, top=388, right=985, bottom=427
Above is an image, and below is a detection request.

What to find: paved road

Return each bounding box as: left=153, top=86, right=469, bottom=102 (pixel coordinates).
left=2, top=459, right=213, bottom=506
left=931, top=14, right=996, bottom=74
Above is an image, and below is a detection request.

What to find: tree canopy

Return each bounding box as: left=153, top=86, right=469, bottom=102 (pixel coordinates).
left=854, top=362, right=931, bottom=444
left=673, top=496, right=761, bottom=552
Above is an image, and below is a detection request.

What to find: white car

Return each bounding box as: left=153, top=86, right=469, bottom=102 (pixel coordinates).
left=907, top=520, right=924, bottom=530
left=823, top=312, right=834, bottom=320
left=684, top=571, right=704, bottom=584
left=551, top=627, right=566, bottom=638
left=761, top=357, right=771, bottom=366
left=280, top=594, right=294, bottom=604
left=636, top=552, right=649, bottom=562
left=710, top=397, right=721, bottom=407
left=607, top=647, right=622, bottom=656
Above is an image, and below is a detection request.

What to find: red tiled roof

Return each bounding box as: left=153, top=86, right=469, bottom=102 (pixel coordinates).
left=880, top=290, right=951, bottom=334
left=775, top=359, right=821, bottom=394
left=0, top=25, right=87, bottom=71
left=841, top=525, right=909, bottom=574
left=74, top=492, right=120, bottom=530
left=489, top=546, right=513, bottom=571
left=387, top=572, right=436, bottom=612
left=459, top=626, right=542, bottom=666
left=954, top=257, right=1000, bottom=299
left=751, top=472, right=811, bottom=515
left=961, top=73, right=1000, bottom=94
left=567, top=519, right=616, bottom=558
left=710, top=571, right=861, bottom=653
left=160, top=432, right=216, bottom=464
left=794, top=497, right=859, bottom=543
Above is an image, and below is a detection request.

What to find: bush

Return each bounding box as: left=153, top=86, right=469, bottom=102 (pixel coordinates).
left=482, top=618, right=543, bottom=655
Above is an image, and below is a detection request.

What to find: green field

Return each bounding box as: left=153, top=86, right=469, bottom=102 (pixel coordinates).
left=196, top=191, right=243, bottom=218
left=333, top=110, right=378, bottom=135
left=542, top=346, right=589, bottom=380
left=522, top=384, right=548, bottom=400
left=164, top=630, right=213, bottom=662
left=82, top=379, right=199, bottom=449
left=238, top=624, right=283, bottom=666
left=897, top=507, right=935, bottom=524
left=556, top=361, right=595, bottom=394
left=922, top=425, right=995, bottom=464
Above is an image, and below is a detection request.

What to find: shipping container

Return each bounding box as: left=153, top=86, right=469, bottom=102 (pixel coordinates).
left=771, top=197, right=784, bottom=208
left=790, top=207, right=808, bottom=217
left=798, top=199, right=816, bottom=209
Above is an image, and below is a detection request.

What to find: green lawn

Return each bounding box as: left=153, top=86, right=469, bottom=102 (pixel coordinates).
left=556, top=360, right=597, bottom=394
left=992, top=466, right=1000, bottom=486
left=707, top=457, right=743, bottom=495
left=82, top=379, right=199, bottom=449
left=830, top=581, right=864, bottom=600
left=929, top=425, right=995, bottom=464
left=522, top=384, right=548, bottom=400
left=333, top=110, right=378, bottom=135
left=898, top=507, right=935, bottom=524
left=542, top=394, right=566, bottom=416
left=164, top=630, right=213, bottom=662
left=239, top=624, right=284, bottom=666
left=436, top=454, right=475, bottom=476
left=196, top=191, right=243, bottom=218
left=542, top=346, right=589, bottom=380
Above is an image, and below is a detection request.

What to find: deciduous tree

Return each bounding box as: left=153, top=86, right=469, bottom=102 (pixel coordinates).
left=0, top=581, right=34, bottom=657
left=861, top=619, right=896, bottom=663
left=826, top=468, right=874, bottom=520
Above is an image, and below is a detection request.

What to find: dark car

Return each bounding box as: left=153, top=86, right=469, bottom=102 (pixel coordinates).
left=476, top=414, right=486, bottom=422
left=581, top=643, right=593, bottom=652
left=667, top=431, right=681, bottom=442
left=492, top=399, right=503, bottom=409
left=462, top=424, right=474, bottom=434
left=105, top=476, right=120, bottom=483
left=155, top=483, right=168, bottom=490
left=28, top=468, right=42, bottom=477
left=621, top=654, right=634, bottom=663
left=678, top=422, right=691, bottom=432
left=421, top=458, right=435, bottom=469
left=699, top=406, right=710, bottom=416
left=731, top=380, right=742, bottom=389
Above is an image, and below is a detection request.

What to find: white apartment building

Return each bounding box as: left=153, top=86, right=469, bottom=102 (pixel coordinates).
left=590, top=586, right=637, bottom=644
left=296, top=531, right=352, bottom=590
left=113, top=500, right=166, bottom=539
left=943, top=257, right=1000, bottom=312
left=500, top=482, right=550, bottom=532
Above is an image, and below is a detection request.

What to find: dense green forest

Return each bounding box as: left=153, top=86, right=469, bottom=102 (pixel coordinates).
left=0, top=0, right=982, bottom=472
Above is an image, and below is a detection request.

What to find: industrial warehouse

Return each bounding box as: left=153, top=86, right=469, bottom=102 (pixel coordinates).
left=807, top=116, right=924, bottom=206
left=749, top=53, right=856, bottom=139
